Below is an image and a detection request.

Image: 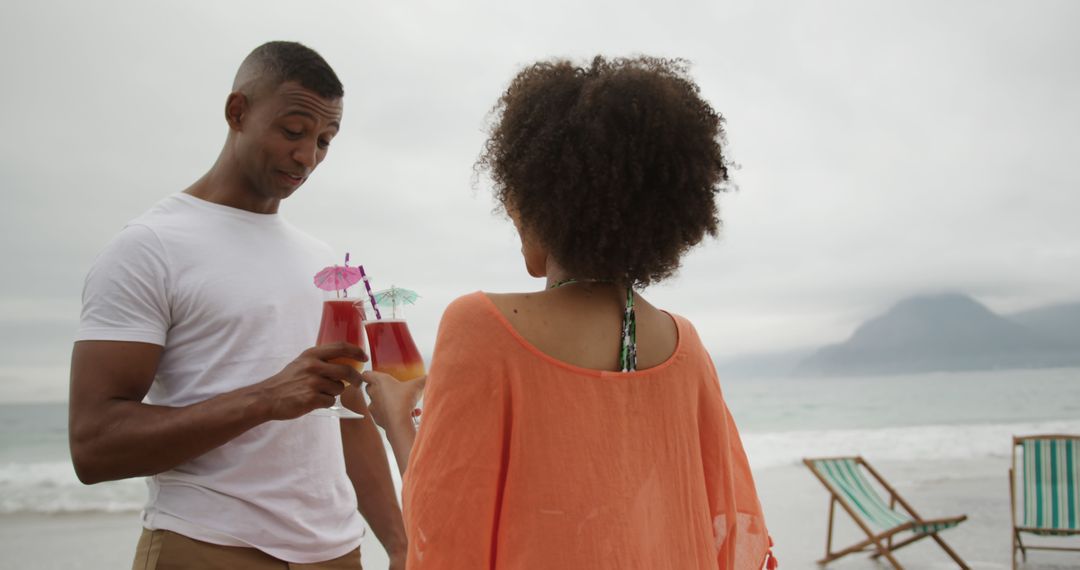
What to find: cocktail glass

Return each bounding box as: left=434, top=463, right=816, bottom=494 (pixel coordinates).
left=364, top=317, right=426, bottom=382
left=311, top=296, right=366, bottom=419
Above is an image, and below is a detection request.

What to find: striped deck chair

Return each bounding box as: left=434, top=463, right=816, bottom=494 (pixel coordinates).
left=804, top=456, right=969, bottom=570
left=1011, top=435, right=1080, bottom=570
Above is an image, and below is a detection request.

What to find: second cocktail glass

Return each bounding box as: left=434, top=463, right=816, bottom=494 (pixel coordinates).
left=365, top=317, right=426, bottom=382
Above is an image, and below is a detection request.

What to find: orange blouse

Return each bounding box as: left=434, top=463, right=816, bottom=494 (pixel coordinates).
left=403, top=292, right=772, bottom=569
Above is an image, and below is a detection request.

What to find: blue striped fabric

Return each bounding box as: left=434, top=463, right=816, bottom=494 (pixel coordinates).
left=812, top=459, right=960, bottom=535
left=1021, top=437, right=1080, bottom=533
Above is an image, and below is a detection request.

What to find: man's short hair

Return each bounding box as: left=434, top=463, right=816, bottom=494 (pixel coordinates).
left=235, top=41, right=344, bottom=100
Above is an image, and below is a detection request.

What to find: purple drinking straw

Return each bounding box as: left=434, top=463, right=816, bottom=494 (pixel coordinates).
left=358, top=265, right=382, bottom=320
left=343, top=253, right=351, bottom=298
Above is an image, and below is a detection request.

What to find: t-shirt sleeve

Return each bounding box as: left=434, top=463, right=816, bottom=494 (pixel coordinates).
left=75, top=224, right=171, bottom=345
left=402, top=293, right=510, bottom=569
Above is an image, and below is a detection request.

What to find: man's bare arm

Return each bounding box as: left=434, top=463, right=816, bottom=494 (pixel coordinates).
left=69, top=340, right=366, bottom=484
left=340, top=387, right=408, bottom=565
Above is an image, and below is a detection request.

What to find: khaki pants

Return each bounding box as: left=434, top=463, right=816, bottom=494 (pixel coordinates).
left=132, top=529, right=362, bottom=570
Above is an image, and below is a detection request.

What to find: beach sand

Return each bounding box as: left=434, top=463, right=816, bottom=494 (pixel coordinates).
left=0, top=512, right=391, bottom=569
left=757, top=458, right=1078, bottom=570
left=2, top=458, right=1076, bottom=569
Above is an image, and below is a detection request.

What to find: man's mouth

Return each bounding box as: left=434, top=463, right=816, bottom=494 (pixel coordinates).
left=278, top=171, right=306, bottom=186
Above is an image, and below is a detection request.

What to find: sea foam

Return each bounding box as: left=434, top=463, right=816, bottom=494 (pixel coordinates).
left=742, top=418, right=1080, bottom=472
left=0, top=461, right=144, bottom=514
left=4, top=419, right=1079, bottom=514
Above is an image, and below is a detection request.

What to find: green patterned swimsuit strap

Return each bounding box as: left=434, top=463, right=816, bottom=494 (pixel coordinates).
left=550, top=279, right=638, bottom=372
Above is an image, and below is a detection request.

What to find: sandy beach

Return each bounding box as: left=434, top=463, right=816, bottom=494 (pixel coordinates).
left=0, top=511, right=392, bottom=570
left=757, top=458, right=1076, bottom=570
left=3, top=457, right=1077, bottom=569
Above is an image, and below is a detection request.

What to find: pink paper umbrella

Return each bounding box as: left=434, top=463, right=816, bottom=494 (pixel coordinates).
left=313, top=253, right=363, bottom=295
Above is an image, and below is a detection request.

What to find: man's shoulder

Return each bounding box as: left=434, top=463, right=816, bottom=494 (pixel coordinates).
left=90, top=194, right=201, bottom=268
left=118, top=193, right=193, bottom=237
left=278, top=219, right=334, bottom=256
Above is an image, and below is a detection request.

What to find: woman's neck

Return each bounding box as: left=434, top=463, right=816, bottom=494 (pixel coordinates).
left=542, top=258, right=573, bottom=290
left=540, top=258, right=630, bottom=291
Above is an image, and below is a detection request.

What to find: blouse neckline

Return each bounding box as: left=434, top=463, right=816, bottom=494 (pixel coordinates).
left=475, top=291, right=685, bottom=379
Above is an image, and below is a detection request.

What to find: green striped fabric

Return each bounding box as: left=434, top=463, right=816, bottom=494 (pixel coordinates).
left=812, top=459, right=961, bottom=535
left=1021, top=437, right=1080, bottom=533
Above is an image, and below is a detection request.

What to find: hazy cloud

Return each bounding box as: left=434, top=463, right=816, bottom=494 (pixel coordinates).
left=2, top=0, right=1078, bottom=400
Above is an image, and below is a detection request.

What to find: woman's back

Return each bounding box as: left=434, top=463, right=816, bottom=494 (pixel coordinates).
left=486, top=284, right=677, bottom=372
left=402, top=293, right=770, bottom=569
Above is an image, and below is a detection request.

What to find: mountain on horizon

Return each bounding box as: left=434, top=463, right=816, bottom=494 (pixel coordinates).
left=793, top=293, right=1080, bottom=377
left=1007, top=302, right=1080, bottom=350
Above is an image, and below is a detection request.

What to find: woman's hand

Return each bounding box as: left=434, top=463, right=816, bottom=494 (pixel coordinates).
left=361, top=371, right=426, bottom=475
left=360, top=371, right=426, bottom=430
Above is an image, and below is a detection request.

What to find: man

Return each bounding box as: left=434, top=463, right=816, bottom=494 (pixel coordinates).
left=69, top=41, right=406, bottom=569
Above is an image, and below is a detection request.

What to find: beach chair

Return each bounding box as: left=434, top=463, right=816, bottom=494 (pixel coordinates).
left=1010, top=435, right=1080, bottom=570
left=803, top=456, right=969, bottom=570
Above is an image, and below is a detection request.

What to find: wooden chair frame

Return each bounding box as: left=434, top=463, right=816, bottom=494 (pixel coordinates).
left=804, top=456, right=969, bottom=570
left=1010, top=434, right=1080, bottom=570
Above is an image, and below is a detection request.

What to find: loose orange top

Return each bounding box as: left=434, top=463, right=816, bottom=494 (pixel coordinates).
left=403, top=292, right=771, bottom=569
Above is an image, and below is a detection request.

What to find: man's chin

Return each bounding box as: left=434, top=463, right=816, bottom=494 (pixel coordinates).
left=263, top=183, right=302, bottom=201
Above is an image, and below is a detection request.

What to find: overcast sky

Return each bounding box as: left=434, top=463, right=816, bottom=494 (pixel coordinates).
left=2, top=0, right=1078, bottom=401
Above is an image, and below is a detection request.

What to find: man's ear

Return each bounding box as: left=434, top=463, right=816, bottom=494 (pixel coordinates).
left=224, top=92, right=248, bottom=132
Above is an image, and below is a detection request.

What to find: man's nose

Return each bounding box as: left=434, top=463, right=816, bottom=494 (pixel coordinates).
left=292, top=140, right=317, bottom=169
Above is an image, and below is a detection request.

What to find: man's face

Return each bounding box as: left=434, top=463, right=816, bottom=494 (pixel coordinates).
left=234, top=81, right=343, bottom=200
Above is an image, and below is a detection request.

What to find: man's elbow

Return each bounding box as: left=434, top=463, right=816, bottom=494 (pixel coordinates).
left=68, top=425, right=119, bottom=485
left=71, top=456, right=101, bottom=485
left=70, top=438, right=106, bottom=485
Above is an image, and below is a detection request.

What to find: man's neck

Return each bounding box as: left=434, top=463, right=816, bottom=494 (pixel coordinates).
left=185, top=158, right=281, bottom=215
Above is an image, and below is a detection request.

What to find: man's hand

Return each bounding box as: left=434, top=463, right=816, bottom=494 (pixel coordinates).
left=257, top=342, right=369, bottom=420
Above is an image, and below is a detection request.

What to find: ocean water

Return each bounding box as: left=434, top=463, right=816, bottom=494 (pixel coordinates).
left=1, top=367, right=1078, bottom=514
left=726, top=367, right=1080, bottom=472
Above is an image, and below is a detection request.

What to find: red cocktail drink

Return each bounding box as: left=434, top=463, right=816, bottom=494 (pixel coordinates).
left=316, top=299, right=367, bottom=371
left=365, top=319, right=425, bottom=381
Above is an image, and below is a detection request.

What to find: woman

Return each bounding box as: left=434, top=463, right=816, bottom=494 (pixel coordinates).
left=362, top=56, right=774, bottom=569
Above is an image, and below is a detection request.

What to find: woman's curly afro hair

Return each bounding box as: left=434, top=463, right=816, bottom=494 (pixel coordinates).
left=477, top=56, right=730, bottom=287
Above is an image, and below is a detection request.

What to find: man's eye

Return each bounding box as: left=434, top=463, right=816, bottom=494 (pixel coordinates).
left=318, top=139, right=331, bottom=150
left=282, top=128, right=302, bottom=139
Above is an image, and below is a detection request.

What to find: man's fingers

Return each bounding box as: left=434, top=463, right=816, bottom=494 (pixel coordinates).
left=309, top=360, right=363, bottom=386
left=307, top=342, right=369, bottom=364
left=314, top=377, right=346, bottom=397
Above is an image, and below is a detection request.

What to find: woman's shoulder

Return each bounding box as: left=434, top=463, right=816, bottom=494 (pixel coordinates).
left=442, top=290, right=489, bottom=314
left=655, top=310, right=709, bottom=362
left=428, top=293, right=516, bottom=389
left=437, top=292, right=496, bottom=329
left=434, top=291, right=513, bottom=342
left=481, top=291, right=534, bottom=312
left=665, top=311, right=701, bottom=341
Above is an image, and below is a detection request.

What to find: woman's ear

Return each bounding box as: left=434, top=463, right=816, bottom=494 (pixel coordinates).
left=520, top=233, right=548, bottom=278
left=508, top=205, right=548, bottom=278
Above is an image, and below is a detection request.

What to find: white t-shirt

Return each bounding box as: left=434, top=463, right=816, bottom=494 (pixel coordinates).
left=76, top=193, right=367, bottom=563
